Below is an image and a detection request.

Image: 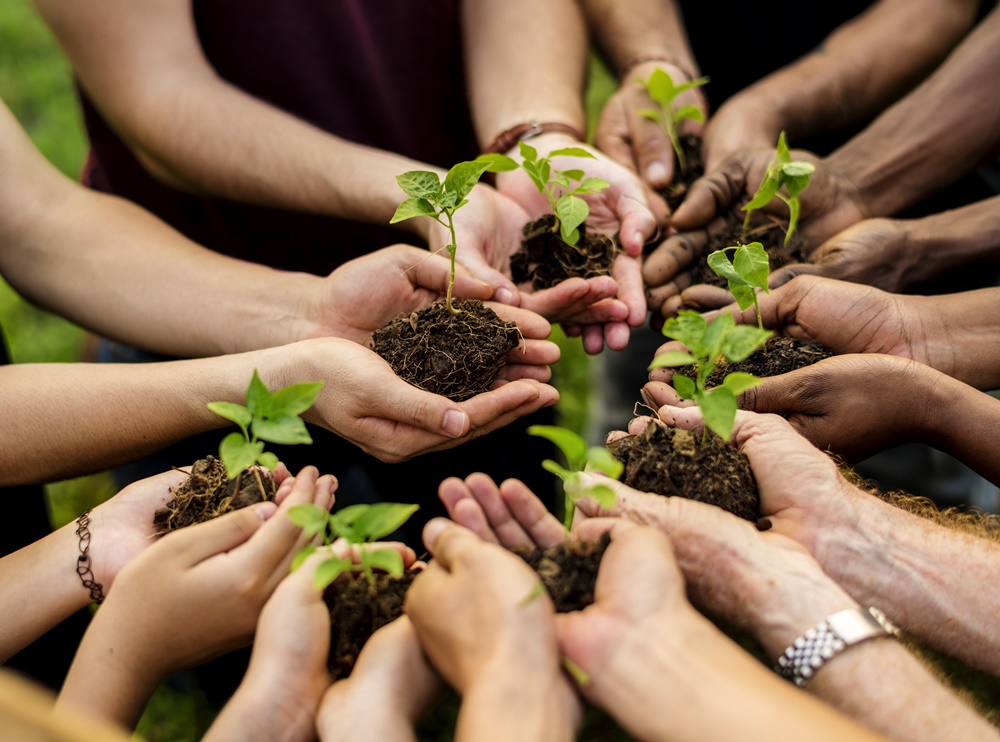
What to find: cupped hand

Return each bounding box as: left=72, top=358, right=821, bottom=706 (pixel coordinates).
left=404, top=519, right=562, bottom=695
left=438, top=473, right=566, bottom=551
left=595, top=61, right=708, bottom=189
left=671, top=146, right=866, bottom=245
left=317, top=617, right=443, bottom=742
left=648, top=354, right=941, bottom=463
left=85, top=466, right=336, bottom=680
left=701, top=95, right=783, bottom=172
left=316, top=245, right=495, bottom=344
left=768, top=218, right=920, bottom=292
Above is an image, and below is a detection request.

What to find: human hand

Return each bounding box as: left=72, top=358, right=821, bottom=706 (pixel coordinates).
left=285, top=337, right=559, bottom=463
left=405, top=520, right=580, bottom=738
left=438, top=473, right=566, bottom=551
left=646, top=354, right=944, bottom=463
left=701, top=95, right=783, bottom=172
left=317, top=618, right=442, bottom=742
left=58, top=467, right=336, bottom=728
left=595, top=61, right=708, bottom=189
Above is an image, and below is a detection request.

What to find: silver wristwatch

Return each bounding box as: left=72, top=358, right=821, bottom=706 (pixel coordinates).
left=774, top=606, right=900, bottom=687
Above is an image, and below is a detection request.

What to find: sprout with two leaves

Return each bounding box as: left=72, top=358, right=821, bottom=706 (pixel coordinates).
left=742, top=131, right=815, bottom=246
left=637, top=67, right=710, bottom=173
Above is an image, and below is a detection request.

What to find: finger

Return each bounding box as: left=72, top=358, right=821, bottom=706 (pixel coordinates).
left=438, top=476, right=501, bottom=545
left=595, top=99, right=640, bottom=173
left=331, top=539, right=418, bottom=569
left=495, top=362, right=552, bottom=384
left=545, top=297, right=629, bottom=327
left=602, top=321, right=632, bottom=352
left=460, top=473, right=537, bottom=549
left=421, top=518, right=484, bottom=570
left=615, top=188, right=658, bottom=257
left=562, top=323, right=583, bottom=337
left=456, top=250, right=521, bottom=307
left=372, top=367, right=472, bottom=439
left=640, top=381, right=682, bottom=407
left=613, top=252, right=647, bottom=327
left=737, top=371, right=805, bottom=415
left=404, top=248, right=494, bottom=302
left=671, top=156, right=749, bottom=230
left=505, top=338, right=560, bottom=368
left=768, top=261, right=826, bottom=289
left=582, top=324, right=607, bottom=355
left=651, top=404, right=706, bottom=432
left=170, top=500, right=276, bottom=564
left=498, top=479, right=566, bottom=549
left=627, top=106, right=675, bottom=188
left=519, top=278, right=624, bottom=324
left=571, top=516, right=622, bottom=542
left=676, top=284, right=734, bottom=312
left=486, top=303, right=552, bottom=340
left=642, top=231, right=707, bottom=287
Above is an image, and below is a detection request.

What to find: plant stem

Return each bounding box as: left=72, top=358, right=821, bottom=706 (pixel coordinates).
left=443, top=210, right=460, bottom=315
left=563, top=497, right=575, bottom=531
left=663, top=103, right=686, bottom=173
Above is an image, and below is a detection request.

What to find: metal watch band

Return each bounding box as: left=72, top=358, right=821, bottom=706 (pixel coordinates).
left=774, top=606, right=900, bottom=687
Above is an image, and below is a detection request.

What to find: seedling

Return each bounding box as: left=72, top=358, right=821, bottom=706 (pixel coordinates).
left=528, top=425, right=622, bottom=529
left=207, top=370, right=325, bottom=481
left=390, top=160, right=497, bottom=314
left=648, top=311, right=771, bottom=440
left=707, top=241, right=770, bottom=329
left=741, top=132, right=815, bottom=246
left=637, top=67, right=709, bottom=173
left=478, top=142, right=609, bottom=246
left=288, top=502, right=419, bottom=590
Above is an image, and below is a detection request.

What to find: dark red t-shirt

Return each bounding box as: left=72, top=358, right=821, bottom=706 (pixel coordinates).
left=81, top=0, right=478, bottom=275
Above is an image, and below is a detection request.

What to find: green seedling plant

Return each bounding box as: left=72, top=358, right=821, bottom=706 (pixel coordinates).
left=207, top=370, right=325, bottom=490
left=648, top=311, right=771, bottom=440
left=741, top=131, right=815, bottom=246
left=478, top=142, right=610, bottom=246
left=528, top=425, right=622, bottom=529
left=288, top=502, right=419, bottom=591
left=637, top=67, right=709, bottom=173
left=390, top=160, right=499, bottom=314
left=707, top=241, right=770, bottom=330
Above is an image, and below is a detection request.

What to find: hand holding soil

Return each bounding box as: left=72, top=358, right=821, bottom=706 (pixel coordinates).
left=317, top=618, right=442, bottom=741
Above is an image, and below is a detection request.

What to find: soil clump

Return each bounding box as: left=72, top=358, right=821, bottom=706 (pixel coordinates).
left=511, top=214, right=617, bottom=290
left=659, top=134, right=704, bottom=213
left=678, top=337, right=835, bottom=388
left=152, top=456, right=276, bottom=535
left=371, top=299, right=519, bottom=402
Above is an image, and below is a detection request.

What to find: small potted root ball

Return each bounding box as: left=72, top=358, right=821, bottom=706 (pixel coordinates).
left=153, top=371, right=324, bottom=535
left=636, top=67, right=709, bottom=212
left=478, top=143, right=617, bottom=291
left=629, top=310, right=773, bottom=522
left=373, top=161, right=521, bottom=402
left=688, top=131, right=814, bottom=288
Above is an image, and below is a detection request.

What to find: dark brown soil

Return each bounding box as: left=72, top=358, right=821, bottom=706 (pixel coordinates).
left=324, top=571, right=416, bottom=680
left=610, top=424, right=759, bottom=521
left=658, top=134, right=704, bottom=213
left=510, top=214, right=617, bottom=290
left=371, top=299, right=519, bottom=402
left=152, top=456, right=276, bottom=535
left=325, top=535, right=609, bottom=678
left=678, top=337, right=835, bottom=388
left=688, top=207, right=808, bottom=288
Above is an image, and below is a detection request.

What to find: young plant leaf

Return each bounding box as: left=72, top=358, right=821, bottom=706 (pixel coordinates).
left=721, top=371, right=761, bottom=396
left=354, top=503, right=420, bottom=542
left=529, top=425, right=588, bottom=470
left=444, top=161, right=491, bottom=201
left=364, top=547, right=405, bottom=578
left=561, top=169, right=586, bottom=182
left=732, top=243, right=770, bottom=291
left=697, top=387, right=738, bottom=441
left=518, top=140, right=539, bottom=162
left=548, top=147, right=595, bottom=159
left=743, top=175, right=781, bottom=212
left=218, top=432, right=264, bottom=478
left=584, top=447, right=625, bottom=479
left=542, top=458, right=575, bottom=482
left=706, top=251, right=742, bottom=284
left=288, top=503, right=330, bottom=538
left=252, top=413, right=313, bottom=446
left=648, top=350, right=698, bottom=369
left=270, top=381, right=326, bottom=416
left=673, top=103, right=705, bottom=124
left=555, top=195, right=589, bottom=245
left=475, top=153, right=519, bottom=172
left=246, top=370, right=271, bottom=417
left=290, top=542, right=316, bottom=572
left=396, top=171, right=441, bottom=199
left=206, top=401, right=252, bottom=431
left=722, top=325, right=773, bottom=362
left=577, top=176, right=610, bottom=193
left=672, top=372, right=696, bottom=399
left=314, top=555, right=351, bottom=591
left=390, top=197, right=437, bottom=224
left=782, top=162, right=815, bottom=178
left=257, top=452, right=280, bottom=470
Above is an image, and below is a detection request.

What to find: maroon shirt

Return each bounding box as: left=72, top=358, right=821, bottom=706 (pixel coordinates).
left=81, top=0, right=478, bottom=275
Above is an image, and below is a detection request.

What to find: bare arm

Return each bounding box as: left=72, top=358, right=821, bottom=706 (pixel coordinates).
left=825, top=4, right=1000, bottom=216
left=706, top=0, right=981, bottom=166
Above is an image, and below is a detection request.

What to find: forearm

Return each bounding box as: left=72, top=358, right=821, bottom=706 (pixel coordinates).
left=911, top=288, right=1000, bottom=390
left=464, top=0, right=587, bottom=148
left=0, top=347, right=291, bottom=485
left=900, top=195, right=1000, bottom=283
left=747, top=550, right=998, bottom=742
left=723, top=0, right=979, bottom=141
left=205, top=684, right=313, bottom=742
left=0, top=523, right=92, bottom=661
left=7, top=188, right=324, bottom=357
left=579, top=0, right=699, bottom=76
left=825, top=6, right=1000, bottom=216
left=924, top=373, right=1000, bottom=484
left=817, top=491, right=1000, bottom=676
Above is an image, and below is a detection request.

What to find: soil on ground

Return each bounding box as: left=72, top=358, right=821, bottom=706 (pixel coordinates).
left=511, top=214, right=617, bottom=290
left=659, top=134, right=704, bottom=213
left=688, top=207, right=808, bottom=288
left=678, top=336, right=835, bottom=388
left=610, top=424, right=759, bottom=521
left=325, top=535, right=610, bottom=678
left=371, top=299, right=519, bottom=402
left=152, top=456, right=276, bottom=535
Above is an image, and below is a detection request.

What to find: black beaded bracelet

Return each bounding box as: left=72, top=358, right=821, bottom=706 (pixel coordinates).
left=75, top=509, right=105, bottom=604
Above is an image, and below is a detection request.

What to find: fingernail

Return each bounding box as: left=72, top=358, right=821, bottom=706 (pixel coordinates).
left=494, top=287, right=514, bottom=305
left=328, top=476, right=339, bottom=495
left=646, top=162, right=667, bottom=185
left=633, top=231, right=644, bottom=249
left=442, top=409, right=467, bottom=437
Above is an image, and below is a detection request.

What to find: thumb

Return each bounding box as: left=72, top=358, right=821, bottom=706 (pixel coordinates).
left=671, top=157, right=748, bottom=230
left=615, top=188, right=658, bottom=257
left=171, top=501, right=276, bottom=564
left=381, top=375, right=470, bottom=439
left=408, top=251, right=494, bottom=302
left=627, top=110, right=674, bottom=189
left=738, top=375, right=800, bottom=416
left=456, top=249, right=521, bottom=306
left=769, top=261, right=826, bottom=289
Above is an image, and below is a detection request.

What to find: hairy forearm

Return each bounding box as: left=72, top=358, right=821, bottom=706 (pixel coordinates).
left=0, top=348, right=290, bottom=485
left=747, top=548, right=998, bottom=741
left=464, top=0, right=587, bottom=148
left=0, top=524, right=91, bottom=661
left=579, top=0, right=699, bottom=76
left=825, top=6, right=1000, bottom=216
left=725, top=0, right=979, bottom=141
left=818, top=491, right=1000, bottom=676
